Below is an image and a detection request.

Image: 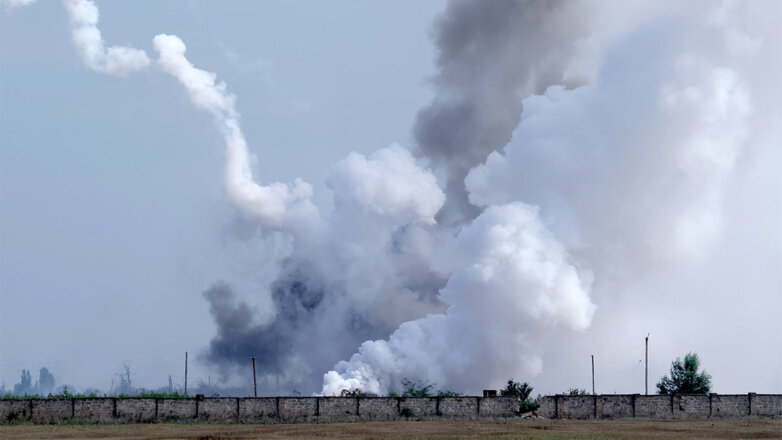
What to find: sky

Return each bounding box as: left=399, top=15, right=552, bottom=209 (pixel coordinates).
left=1, top=0, right=780, bottom=397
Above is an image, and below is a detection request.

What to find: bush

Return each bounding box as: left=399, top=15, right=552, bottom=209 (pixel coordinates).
left=565, top=388, right=589, bottom=396
left=401, top=378, right=435, bottom=397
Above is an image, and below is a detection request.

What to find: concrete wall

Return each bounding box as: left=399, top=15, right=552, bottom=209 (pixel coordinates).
left=537, top=393, right=782, bottom=420
left=1, top=394, right=779, bottom=424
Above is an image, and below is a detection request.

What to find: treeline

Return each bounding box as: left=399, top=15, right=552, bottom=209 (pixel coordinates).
left=1, top=365, right=247, bottom=399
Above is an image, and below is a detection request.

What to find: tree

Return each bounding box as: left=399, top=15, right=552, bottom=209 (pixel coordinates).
left=501, top=379, right=533, bottom=401
left=13, top=369, right=33, bottom=395
left=656, top=352, right=712, bottom=394
left=502, top=379, right=539, bottom=413
left=37, top=367, right=55, bottom=395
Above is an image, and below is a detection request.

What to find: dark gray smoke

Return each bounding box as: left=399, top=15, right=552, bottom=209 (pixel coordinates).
left=201, top=252, right=443, bottom=394
left=414, top=0, right=588, bottom=223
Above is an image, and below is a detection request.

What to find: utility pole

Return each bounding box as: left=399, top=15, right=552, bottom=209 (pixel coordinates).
left=184, top=351, right=188, bottom=396
left=591, top=354, right=595, bottom=395
left=645, top=333, right=650, bottom=395
left=251, top=356, right=258, bottom=398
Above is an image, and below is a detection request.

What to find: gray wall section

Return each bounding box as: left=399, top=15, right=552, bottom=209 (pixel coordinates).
left=635, top=395, right=673, bottom=418
left=399, top=397, right=438, bottom=418
left=73, top=398, right=114, bottom=423
left=597, top=395, right=633, bottom=419
left=238, top=398, right=277, bottom=423
left=711, top=394, right=749, bottom=418
left=157, top=398, right=197, bottom=422
left=439, top=397, right=478, bottom=419
left=279, top=397, right=317, bottom=423
left=1, top=394, right=780, bottom=424
left=115, top=398, right=156, bottom=423
left=358, top=397, right=399, bottom=421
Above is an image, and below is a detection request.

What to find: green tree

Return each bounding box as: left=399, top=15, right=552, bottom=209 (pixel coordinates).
left=502, top=379, right=539, bottom=413
left=656, top=352, right=712, bottom=394
left=501, top=379, right=533, bottom=401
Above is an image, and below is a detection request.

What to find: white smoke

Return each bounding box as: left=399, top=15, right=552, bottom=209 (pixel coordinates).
left=321, top=0, right=780, bottom=395
left=152, top=34, right=318, bottom=232
left=16, top=0, right=778, bottom=394
left=63, top=0, right=149, bottom=77
left=323, top=202, right=595, bottom=396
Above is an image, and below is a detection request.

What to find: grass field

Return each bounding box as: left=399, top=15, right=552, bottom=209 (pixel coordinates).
left=2, top=418, right=780, bottom=439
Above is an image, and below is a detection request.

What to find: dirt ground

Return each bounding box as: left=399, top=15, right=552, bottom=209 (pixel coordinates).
left=1, top=418, right=780, bottom=440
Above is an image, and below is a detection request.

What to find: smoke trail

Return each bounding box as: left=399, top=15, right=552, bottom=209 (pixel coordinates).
left=152, top=34, right=319, bottom=232
left=63, top=0, right=149, bottom=77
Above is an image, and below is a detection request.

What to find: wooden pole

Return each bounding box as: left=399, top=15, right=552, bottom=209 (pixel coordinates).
left=645, top=334, right=649, bottom=395
left=252, top=356, right=258, bottom=397
left=184, top=351, right=188, bottom=396
left=591, top=354, right=595, bottom=395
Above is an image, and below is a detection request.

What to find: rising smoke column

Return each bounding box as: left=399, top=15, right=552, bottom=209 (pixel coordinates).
left=413, top=0, right=592, bottom=224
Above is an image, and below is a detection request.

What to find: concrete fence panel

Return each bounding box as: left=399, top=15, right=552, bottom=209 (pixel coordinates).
left=596, top=395, right=634, bottom=419
left=278, top=397, right=317, bottom=422
left=199, top=398, right=238, bottom=422
left=318, top=397, right=359, bottom=422
left=238, top=398, right=277, bottom=423
left=673, top=395, right=710, bottom=419
left=157, top=398, right=196, bottom=422
left=0, top=400, right=32, bottom=424
left=31, top=399, right=71, bottom=424
left=751, top=394, right=782, bottom=417
left=358, top=397, right=399, bottom=421
left=73, top=398, right=114, bottom=423
left=438, top=397, right=478, bottom=419
left=635, top=395, right=673, bottom=418
left=537, top=396, right=556, bottom=418
left=399, top=397, right=437, bottom=418
left=558, top=395, right=595, bottom=419
left=115, top=398, right=155, bottom=423
left=711, top=394, right=749, bottom=418
left=478, top=396, right=517, bottom=418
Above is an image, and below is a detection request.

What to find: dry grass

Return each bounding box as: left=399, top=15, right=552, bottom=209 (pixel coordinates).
left=1, top=418, right=780, bottom=440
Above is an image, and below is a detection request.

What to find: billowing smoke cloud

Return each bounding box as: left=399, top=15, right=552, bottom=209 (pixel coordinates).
left=323, top=202, right=595, bottom=395
left=64, top=0, right=149, bottom=77
left=321, top=0, right=780, bottom=395
left=413, top=0, right=593, bottom=224
left=23, top=0, right=779, bottom=395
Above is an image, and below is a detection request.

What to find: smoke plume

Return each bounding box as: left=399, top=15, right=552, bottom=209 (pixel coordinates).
left=15, top=0, right=778, bottom=395
left=413, top=0, right=593, bottom=223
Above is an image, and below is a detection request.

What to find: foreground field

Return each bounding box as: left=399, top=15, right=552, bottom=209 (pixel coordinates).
left=2, top=418, right=781, bottom=440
